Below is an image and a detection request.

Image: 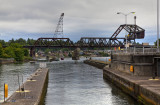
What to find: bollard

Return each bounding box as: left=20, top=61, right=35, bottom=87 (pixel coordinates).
left=4, top=83, right=8, bottom=102
left=118, top=47, right=120, bottom=50
left=130, top=65, right=134, bottom=73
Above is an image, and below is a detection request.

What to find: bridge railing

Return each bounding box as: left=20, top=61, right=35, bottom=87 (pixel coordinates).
left=112, top=47, right=160, bottom=55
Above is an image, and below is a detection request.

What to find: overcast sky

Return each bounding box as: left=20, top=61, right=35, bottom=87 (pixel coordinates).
left=0, top=0, right=158, bottom=44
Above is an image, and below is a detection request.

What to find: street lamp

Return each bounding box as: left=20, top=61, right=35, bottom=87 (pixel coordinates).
left=157, top=0, right=159, bottom=52
left=117, top=12, right=135, bottom=53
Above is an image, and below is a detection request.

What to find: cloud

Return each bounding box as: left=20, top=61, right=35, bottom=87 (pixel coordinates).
left=0, top=0, right=158, bottom=43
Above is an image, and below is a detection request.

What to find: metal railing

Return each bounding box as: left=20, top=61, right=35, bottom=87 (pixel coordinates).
left=112, top=47, right=160, bottom=55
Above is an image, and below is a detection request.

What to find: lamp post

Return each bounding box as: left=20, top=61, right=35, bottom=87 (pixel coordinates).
left=117, top=12, right=135, bottom=53
left=157, top=0, right=159, bottom=52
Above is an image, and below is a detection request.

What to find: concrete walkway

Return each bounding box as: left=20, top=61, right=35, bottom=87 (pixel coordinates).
left=2, top=68, right=49, bottom=105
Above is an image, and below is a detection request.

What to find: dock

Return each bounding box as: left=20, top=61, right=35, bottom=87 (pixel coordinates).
left=84, top=55, right=160, bottom=105
left=2, top=68, right=49, bottom=105
left=103, top=67, right=160, bottom=105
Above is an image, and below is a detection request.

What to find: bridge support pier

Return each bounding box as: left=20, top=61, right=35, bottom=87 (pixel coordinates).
left=72, top=48, right=80, bottom=60
left=30, top=47, right=35, bottom=57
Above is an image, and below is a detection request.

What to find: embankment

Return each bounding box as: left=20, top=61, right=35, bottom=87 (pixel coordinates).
left=0, top=58, right=15, bottom=64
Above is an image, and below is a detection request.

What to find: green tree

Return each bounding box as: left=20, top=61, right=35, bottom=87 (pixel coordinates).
left=0, top=40, right=6, bottom=46
left=0, top=43, right=4, bottom=57
left=14, top=48, right=24, bottom=61
left=8, top=38, right=15, bottom=45
left=10, top=43, right=22, bottom=48
left=4, top=47, right=15, bottom=58
left=23, top=48, right=29, bottom=56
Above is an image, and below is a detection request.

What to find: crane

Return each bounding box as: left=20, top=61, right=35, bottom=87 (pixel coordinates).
left=54, top=13, right=64, bottom=38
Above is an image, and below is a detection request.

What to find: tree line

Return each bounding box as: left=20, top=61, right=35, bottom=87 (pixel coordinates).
left=0, top=38, right=36, bottom=46
left=0, top=43, right=30, bottom=61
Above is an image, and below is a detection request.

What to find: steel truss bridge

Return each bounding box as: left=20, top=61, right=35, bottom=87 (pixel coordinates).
left=9, top=24, right=145, bottom=57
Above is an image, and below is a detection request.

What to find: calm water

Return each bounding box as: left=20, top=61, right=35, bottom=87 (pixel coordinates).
left=0, top=58, right=139, bottom=105
left=44, top=59, right=139, bottom=105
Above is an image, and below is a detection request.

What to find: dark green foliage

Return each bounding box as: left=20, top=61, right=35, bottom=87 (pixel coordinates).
left=14, top=48, right=24, bottom=61
left=23, top=48, right=29, bottom=56
left=10, top=43, right=22, bottom=48
left=0, top=42, right=30, bottom=61
left=0, top=43, right=4, bottom=57
left=26, top=38, right=36, bottom=45
left=1, top=38, right=36, bottom=46
left=4, top=47, right=15, bottom=58
left=0, top=40, right=6, bottom=45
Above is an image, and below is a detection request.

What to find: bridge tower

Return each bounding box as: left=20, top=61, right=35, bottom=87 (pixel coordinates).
left=54, top=13, right=64, bottom=38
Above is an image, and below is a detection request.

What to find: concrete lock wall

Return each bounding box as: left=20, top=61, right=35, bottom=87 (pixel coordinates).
left=103, top=69, right=160, bottom=105
left=134, top=65, right=153, bottom=76
left=111, top=53, right=160, bottom=76
left=84, top=60, right=160, bottom=105
left=84, top=60, right=108, bottom=69
left=2, top=68, right=49, bottom=105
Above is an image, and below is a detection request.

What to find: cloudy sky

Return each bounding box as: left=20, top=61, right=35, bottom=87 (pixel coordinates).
left=0, top=0, right=158, bottom=44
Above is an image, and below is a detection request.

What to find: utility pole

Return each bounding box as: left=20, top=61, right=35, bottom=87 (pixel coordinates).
left=157, top=0, right=159, bottom=52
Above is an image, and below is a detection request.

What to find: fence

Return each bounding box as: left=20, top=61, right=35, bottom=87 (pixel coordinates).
left=112, top=47, right=160, bottom=55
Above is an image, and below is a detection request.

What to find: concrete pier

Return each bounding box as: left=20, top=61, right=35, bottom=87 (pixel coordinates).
left=84, top=59, right=160, bottom=105
left=111, top=53, right=160, bottom=76
left=103, top=67, right=160, bottom=105
left=2, top=68, right=49, bottom=105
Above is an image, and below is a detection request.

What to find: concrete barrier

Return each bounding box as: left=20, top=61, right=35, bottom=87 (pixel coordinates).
left=84, top=60, right=109, bottom=69
left=84, top=59, right=160, bottom=105
left=103, top=67, right=160, bottom=105
left=2, top=68, right=49, bottom=105
left=111, top=53, right=160, bottom=76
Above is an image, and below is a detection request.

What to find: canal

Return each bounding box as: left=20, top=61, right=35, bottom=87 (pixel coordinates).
left=44, top=59, right=139, bottom=105
left=0, top=58, right=139, bottom=105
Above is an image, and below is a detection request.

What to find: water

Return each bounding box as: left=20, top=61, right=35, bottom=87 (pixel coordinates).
left=44, top=59, right=139, bottom=105
left=0, top=58, right=139, bottom=104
